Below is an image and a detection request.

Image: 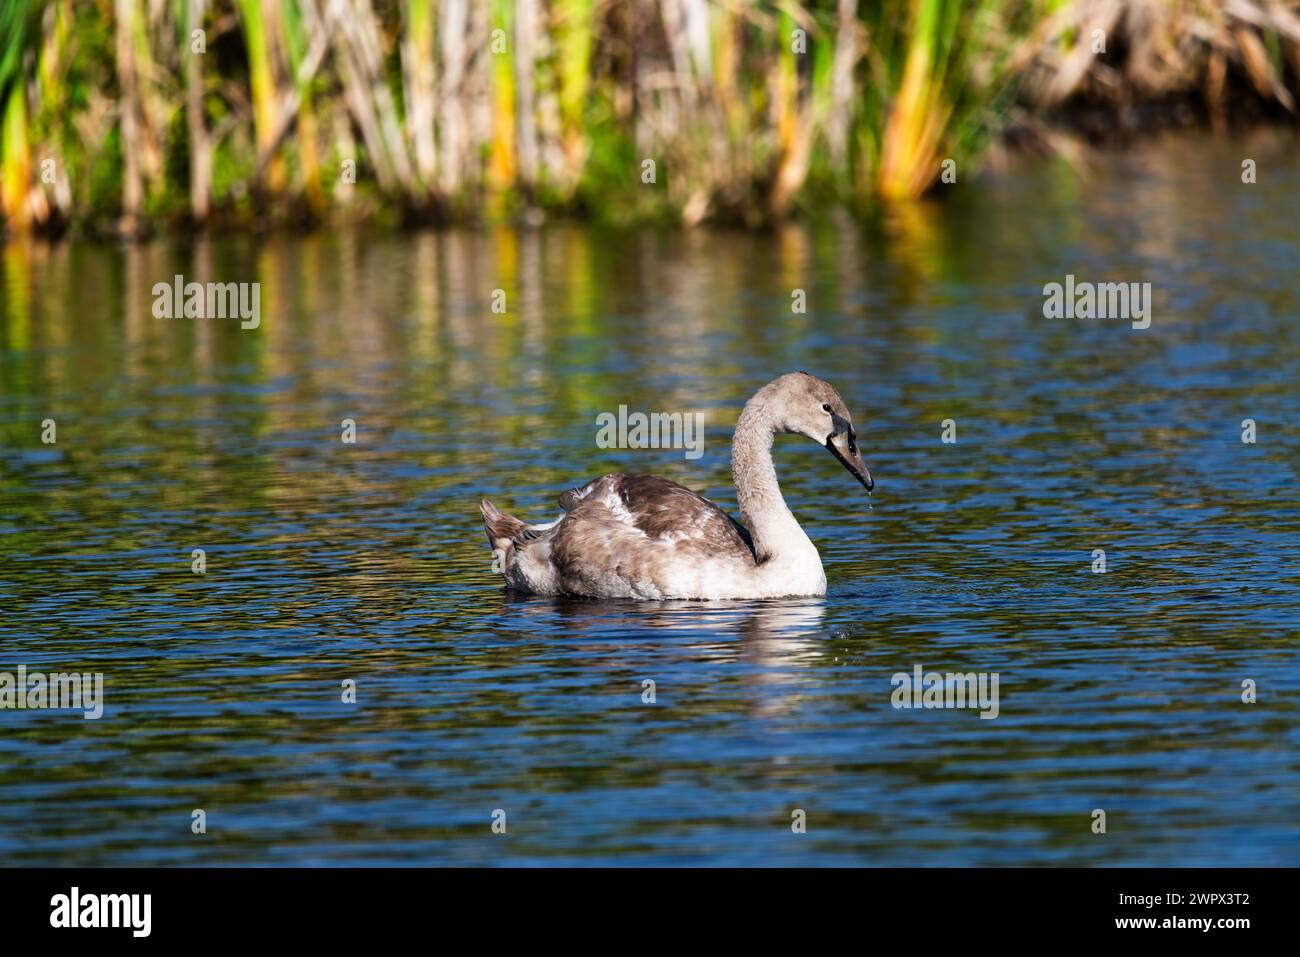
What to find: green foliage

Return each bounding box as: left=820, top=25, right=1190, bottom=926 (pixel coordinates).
left=1, top=0, right=1296, bottom=236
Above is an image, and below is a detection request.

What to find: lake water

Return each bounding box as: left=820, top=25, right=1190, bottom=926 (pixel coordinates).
left=1, top=134, right=1297, bottom=865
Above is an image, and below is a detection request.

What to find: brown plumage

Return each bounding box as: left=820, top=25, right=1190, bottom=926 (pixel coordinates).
left=551, top=474, right=756, bottom=564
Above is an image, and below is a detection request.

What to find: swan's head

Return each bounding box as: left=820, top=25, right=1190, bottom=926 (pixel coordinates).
left=766, top=371, right=874, bottom=492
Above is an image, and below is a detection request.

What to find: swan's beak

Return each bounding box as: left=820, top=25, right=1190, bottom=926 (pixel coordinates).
left=826, top=432, right=873, bottom=492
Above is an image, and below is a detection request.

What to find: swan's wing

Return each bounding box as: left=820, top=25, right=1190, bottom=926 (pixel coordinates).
left=553, top=473, right=756, bottom=561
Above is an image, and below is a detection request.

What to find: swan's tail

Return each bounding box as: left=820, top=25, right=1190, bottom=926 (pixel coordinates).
left=480, top=498, right=528, bottom=554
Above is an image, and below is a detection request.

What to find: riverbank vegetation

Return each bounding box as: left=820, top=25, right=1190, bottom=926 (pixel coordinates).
left=3, top=0, right=1300, bottom=238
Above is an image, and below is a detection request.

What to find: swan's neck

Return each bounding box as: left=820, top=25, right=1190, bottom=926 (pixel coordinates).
left=731, top=404, right=818, bottom=569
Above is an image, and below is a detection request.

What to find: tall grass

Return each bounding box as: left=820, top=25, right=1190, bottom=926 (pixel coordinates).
left=0, top=1, right=33, bottom=231
left=1, top=0, right=1298, bottom=237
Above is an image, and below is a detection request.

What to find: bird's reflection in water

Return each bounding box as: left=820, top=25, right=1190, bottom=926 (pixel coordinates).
left=495, top=591, right=827, bottom=716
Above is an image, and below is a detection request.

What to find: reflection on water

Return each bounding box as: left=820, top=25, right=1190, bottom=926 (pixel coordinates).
left=1, top=134, right=1298, bottom=865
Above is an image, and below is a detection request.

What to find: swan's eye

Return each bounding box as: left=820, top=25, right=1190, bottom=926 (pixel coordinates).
left=822, top=404, right=832, bottom=413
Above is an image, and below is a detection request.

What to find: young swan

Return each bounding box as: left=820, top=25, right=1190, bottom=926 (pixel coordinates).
left=480, top=372, right=873, bottom=600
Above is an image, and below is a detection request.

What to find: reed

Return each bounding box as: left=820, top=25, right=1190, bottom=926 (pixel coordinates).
left=0, top=2, right=32, bottom=231
left=0, top=0, right=1297, bottom=237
